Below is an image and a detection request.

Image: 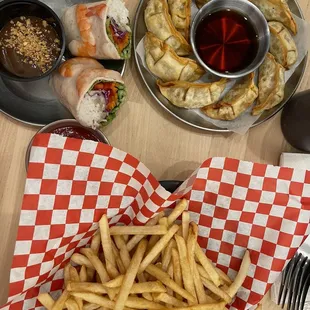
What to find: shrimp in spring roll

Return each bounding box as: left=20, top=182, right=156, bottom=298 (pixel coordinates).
left=51, top=58, right=126, bottom=128
left=62, top=0, right=131, bottom=59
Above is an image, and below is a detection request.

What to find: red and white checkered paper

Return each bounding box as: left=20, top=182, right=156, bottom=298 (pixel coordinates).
left=2, top=133, right=310, bottom=310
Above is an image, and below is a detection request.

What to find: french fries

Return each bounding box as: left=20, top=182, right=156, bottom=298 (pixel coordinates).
left=112, top=242, right=126, bottom=274
left=38, top=293, right=55, bottom=309
left=153, top=292, right=188, bottom=307
left=69, top=266, right=80, bottom=282
left=224, top=250, right=251, bottom=298
left=129, top=281, right=167, bottom=294
left=162, top=239, right=176, bottom=271
left=67, top=282, right=108, bottom=294
left=145, top=264, right=196, bottom=303
left=87, top=304, right=102, bottom=310
left=38, top=199, right=251, bottom=310
left=215, top=267, right=233, bottom=286
left=167, top=261, right=174, bottom=296
left=175, top=301, right=227, bottom=310
left=201, top=277, right=232, bottom=303
left=110, top=225, right=167, bottom=235
left=68, top=280, right=166, bottom=296
left=171, top=248, right=183, bottom=300
left=187, top=223, right=207, bottom=304
left=65, top=298, right=79, bottom=310
left=80, top=248, right=110, bottom=283
left=103, top=275, right=125, bottom=288
left=83, top=303, right=101, bottom=310
left=71, top=253, right=94, bottom=269
left=99, top=215, right=118, bottom=278
left=91, top=233, right=101, bottom=254
left=126, top=213, right=164, bottom=251
left=137, top=272, right=153, bottom=301
left=195, top=243, right=221, bottom=287
left=139, top=224, right=179, bottom=273
left=167, top=199, right=188, bottom=225
left=64, top=263, right=71, bottom=287
left=175, top=234, right=197, bottom=304
left=182, top=211, right=190, bottom=241
left=115, top=239, right=147, bottom=310
left=120, top=246, right=131, bottom=269
left=79, top=265, right=88, bottom=282
left=51, top=290, right=69, bottom=310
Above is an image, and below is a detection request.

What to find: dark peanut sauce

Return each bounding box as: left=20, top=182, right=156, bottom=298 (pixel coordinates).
left=0, top=16, right=61, bottom=77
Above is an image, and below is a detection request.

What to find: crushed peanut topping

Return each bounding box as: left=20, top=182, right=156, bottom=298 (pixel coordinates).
left=0, top=16, right=61, bottom=74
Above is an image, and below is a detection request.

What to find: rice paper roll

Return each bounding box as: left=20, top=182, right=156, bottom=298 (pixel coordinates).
left=51, top=58, right=126, bottom=128
left=62, top=0, right=131, bottom=59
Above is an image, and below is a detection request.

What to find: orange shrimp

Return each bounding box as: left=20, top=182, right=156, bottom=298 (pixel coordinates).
left=86, top=4, right=106, bottom=17
left=76, top=4, right=106, bottom=57
left=59, top=62, right=73, bottom=77
left=76, top=4, right=92, bottom=42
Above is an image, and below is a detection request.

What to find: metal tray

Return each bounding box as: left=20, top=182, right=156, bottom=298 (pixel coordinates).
left=0, top=0, right=126, bottom=127
left=133, top=0, right=307, bottom=132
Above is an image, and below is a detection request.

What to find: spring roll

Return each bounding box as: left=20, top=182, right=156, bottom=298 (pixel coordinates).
left=51, top=57, right=126, bottom=128
left=62, top=0, right=132, bottom=59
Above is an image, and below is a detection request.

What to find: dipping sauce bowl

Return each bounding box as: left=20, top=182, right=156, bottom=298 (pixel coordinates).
left=191, top=0, right=270, bottom=78
left=25, top=119, right=110, bottom=170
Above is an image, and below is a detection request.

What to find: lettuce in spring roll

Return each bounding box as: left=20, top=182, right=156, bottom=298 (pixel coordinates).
left=51, top=57, right=126, bottom=128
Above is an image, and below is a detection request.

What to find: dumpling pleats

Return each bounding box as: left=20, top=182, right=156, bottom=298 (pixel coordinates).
left=202, top=73, right=258, bottom=120
left=157, top=79, right=227, bottom=108
left=249, top=0, right=297, bottom=35
left=144, top=0, right=191, bottom=55
left=269, top=21, right=298, bottom=69
left=144, top=32, right=205, bottom=82
left=252, top=53, right=285, bottom=115
left=167, top=0, right=191, bottom=41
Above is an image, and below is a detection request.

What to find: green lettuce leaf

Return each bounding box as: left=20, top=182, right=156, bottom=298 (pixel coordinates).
left=106, top=17, right=132, bottom=59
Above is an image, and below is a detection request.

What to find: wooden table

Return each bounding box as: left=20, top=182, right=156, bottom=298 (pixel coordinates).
left=1, top=0, right=309, bottom=308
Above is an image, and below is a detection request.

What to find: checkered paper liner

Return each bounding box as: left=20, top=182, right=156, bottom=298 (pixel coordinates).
left=1, top=133, right=310, bottom=310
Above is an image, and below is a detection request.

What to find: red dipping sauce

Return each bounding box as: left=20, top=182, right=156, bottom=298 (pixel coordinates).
left=195, top=10, right=258, bottom=73
left=50, top=126, right=101, bottom=142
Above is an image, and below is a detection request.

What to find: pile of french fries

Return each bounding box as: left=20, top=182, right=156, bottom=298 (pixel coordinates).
left=38, top=199, right=251, bottom=310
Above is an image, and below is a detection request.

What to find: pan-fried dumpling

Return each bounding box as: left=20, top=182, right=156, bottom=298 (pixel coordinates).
left=167, top=0, right=191, bottom=41
left=145, top=0, right=191, bottom=55
left=144, top=32, right=205, bottom=82
left=195, top=0, right=210, bottom=9
left=157, top=79, right=227, bottom=108
left=269, top=21, right=298, bottom=69
left=202, top=73, right=258, bottom=120
left=252, top=53, right=285, bottom=115
left=249, top=0, right=297, bottom=34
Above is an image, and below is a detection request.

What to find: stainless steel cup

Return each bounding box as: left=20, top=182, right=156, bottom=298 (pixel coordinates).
left=190, top=0, right=270, bottom=78
left=25, top=119, right=111, bottom=171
